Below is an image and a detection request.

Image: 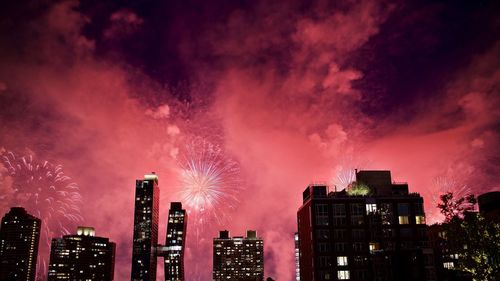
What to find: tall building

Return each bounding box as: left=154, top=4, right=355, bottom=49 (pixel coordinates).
left=213, top=230, right=264, bottom=281
left=297, top=170, right=436, bottom=281
left=295, top=232, right=301, bottom=281
left=0, top=207, right=41, bottom=281
left=47, top=226, right=115, bottom=280
left=131, top=173, right=160, bottom=281
left=164, top=202, right=187, bottom=281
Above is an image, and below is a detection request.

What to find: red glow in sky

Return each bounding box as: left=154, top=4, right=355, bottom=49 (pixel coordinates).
left=0, top=0, right=499, bottom=280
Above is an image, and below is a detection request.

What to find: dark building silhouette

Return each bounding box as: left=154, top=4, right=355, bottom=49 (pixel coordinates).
left=213, top=230, right=264, bottom=281
left=427, top=224, right=472, bottom=281
left=163, top=202, right=187, bottom=281
left=478, top=191, right=500, bottom=222
left=131, top=173, right=160, bottom=281
left=297, top=170, right=436, bottom=281
left=0, top=207, right=41, bottom=281
left=47, top=226, right=115, bottom=280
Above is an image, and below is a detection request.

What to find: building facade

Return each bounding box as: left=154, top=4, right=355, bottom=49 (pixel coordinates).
left=47, top=226, right=115, bottom=280
left=0, top=207, right=41, bottom=281
left=163, top=202, right=187, bottom=281
left=297, top=170, right=436, bottom=281
left=295, top=232, right=301, bottom=281
left=213, top=230, right=264, bottom=281
left=131, top=173, right=160, bottom=281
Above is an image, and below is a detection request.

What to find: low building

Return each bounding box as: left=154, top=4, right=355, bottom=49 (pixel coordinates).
left=48, top=226, right=115, bottom=280
left=213, top=230, right=264, bottom=281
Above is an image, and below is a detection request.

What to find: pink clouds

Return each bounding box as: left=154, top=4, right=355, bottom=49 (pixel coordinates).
left=0, top=0, right=498, bottom=280
left=104, top=9, right=144, bottom=39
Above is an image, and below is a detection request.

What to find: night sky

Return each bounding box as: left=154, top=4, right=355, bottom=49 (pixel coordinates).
left=0, top=0, right=499, bottom=280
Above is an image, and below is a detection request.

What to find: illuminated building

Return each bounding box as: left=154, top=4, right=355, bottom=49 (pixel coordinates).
left=297, top=170, right=436, bottom=281
left=213, top=230, right=264, bottom=281
left=131, top=173, right=160, bottom=281
left=47, top=226, right=115, bottom=280
left=163, top=202, right=187, bottom=281
left=294, top=232, right=300, bottom=281
left=0, top=207, right=41, bottom=281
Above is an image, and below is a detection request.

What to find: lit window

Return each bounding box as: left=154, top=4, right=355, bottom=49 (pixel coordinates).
left=338, top=270, right=350, bottom=280
left=337, top=256, right=348, bottom=266
left=365, top=204, right=377, bottom=214
left=369, top=242, right=380, bottom=253
left=415, top=216, right=426, bottom=224
left=398, top=216, right=409, bottom=224
left=443, top=262, right=454, bottom=269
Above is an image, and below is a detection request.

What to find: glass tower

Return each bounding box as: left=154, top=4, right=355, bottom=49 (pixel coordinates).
left=164, top=202, right=187, bottom=281
left=131, top=173, right=160, bottom=281
left=0, top=207, right=41, bottom=281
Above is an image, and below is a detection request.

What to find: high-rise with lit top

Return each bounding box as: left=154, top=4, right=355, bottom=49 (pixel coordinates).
left=297, top=170, right=437, bottom=281
left=0, top=207, right=41, bottom=281
left=164, top=202, right=187, bottom=281
left=131, top=173, right=160, bottom=281
left=213, top=230, right=264, bottom=281
left=47, top=226, right=115, bottom=280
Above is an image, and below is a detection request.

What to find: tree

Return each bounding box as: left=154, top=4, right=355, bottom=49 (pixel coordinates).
left=438, top=192, right=500, bottom=281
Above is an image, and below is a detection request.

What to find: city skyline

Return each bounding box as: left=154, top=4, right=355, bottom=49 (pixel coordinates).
left=0, top=171, right=498, bottom=280
left=1, top=0, right=499, bottom=279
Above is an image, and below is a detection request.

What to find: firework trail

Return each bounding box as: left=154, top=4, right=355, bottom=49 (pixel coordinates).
left=0, top=151, right=83, bottom=280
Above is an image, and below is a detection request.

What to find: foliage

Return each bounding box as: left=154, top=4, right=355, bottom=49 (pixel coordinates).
left=347, top=181, right=371, bottom=196
left=438, top=192, right=476, bottom=222
left=438, top=192, right=500, bottom=281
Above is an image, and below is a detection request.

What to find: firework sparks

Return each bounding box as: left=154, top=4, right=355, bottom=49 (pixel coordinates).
left=426, top=175, right=472, bottom=223
left=175, top=138, right=243, bottom=281
left=332, top=167, right=357, bottom=191
left=178, top=138, right=242, bottom=225
left=0, top=151, right=83, bottom=280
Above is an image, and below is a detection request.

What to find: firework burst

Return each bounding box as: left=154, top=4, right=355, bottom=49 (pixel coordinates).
left=175, top=138, right=243, bottom=281
left=0, top=151, right=82, bottom=280
left=332, top=167, right=357, bottom=191
left=178, top=138, right=242, bottom=225
left=426, top=175, right=472, bottom=223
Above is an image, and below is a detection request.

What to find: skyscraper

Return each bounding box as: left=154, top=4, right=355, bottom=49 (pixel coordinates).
left=131, top=173, right=160, bottom=281
left=163, top=202, right=187, bottom=281
left=0, top=207, right=41, bottom=281
left=294, top=232, right=301, bottom=281
left=47, top=226, right=115, bottom=280
left=297, top=170, right=436, bottom=281
left=213, top=230, right=264, bottom=281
